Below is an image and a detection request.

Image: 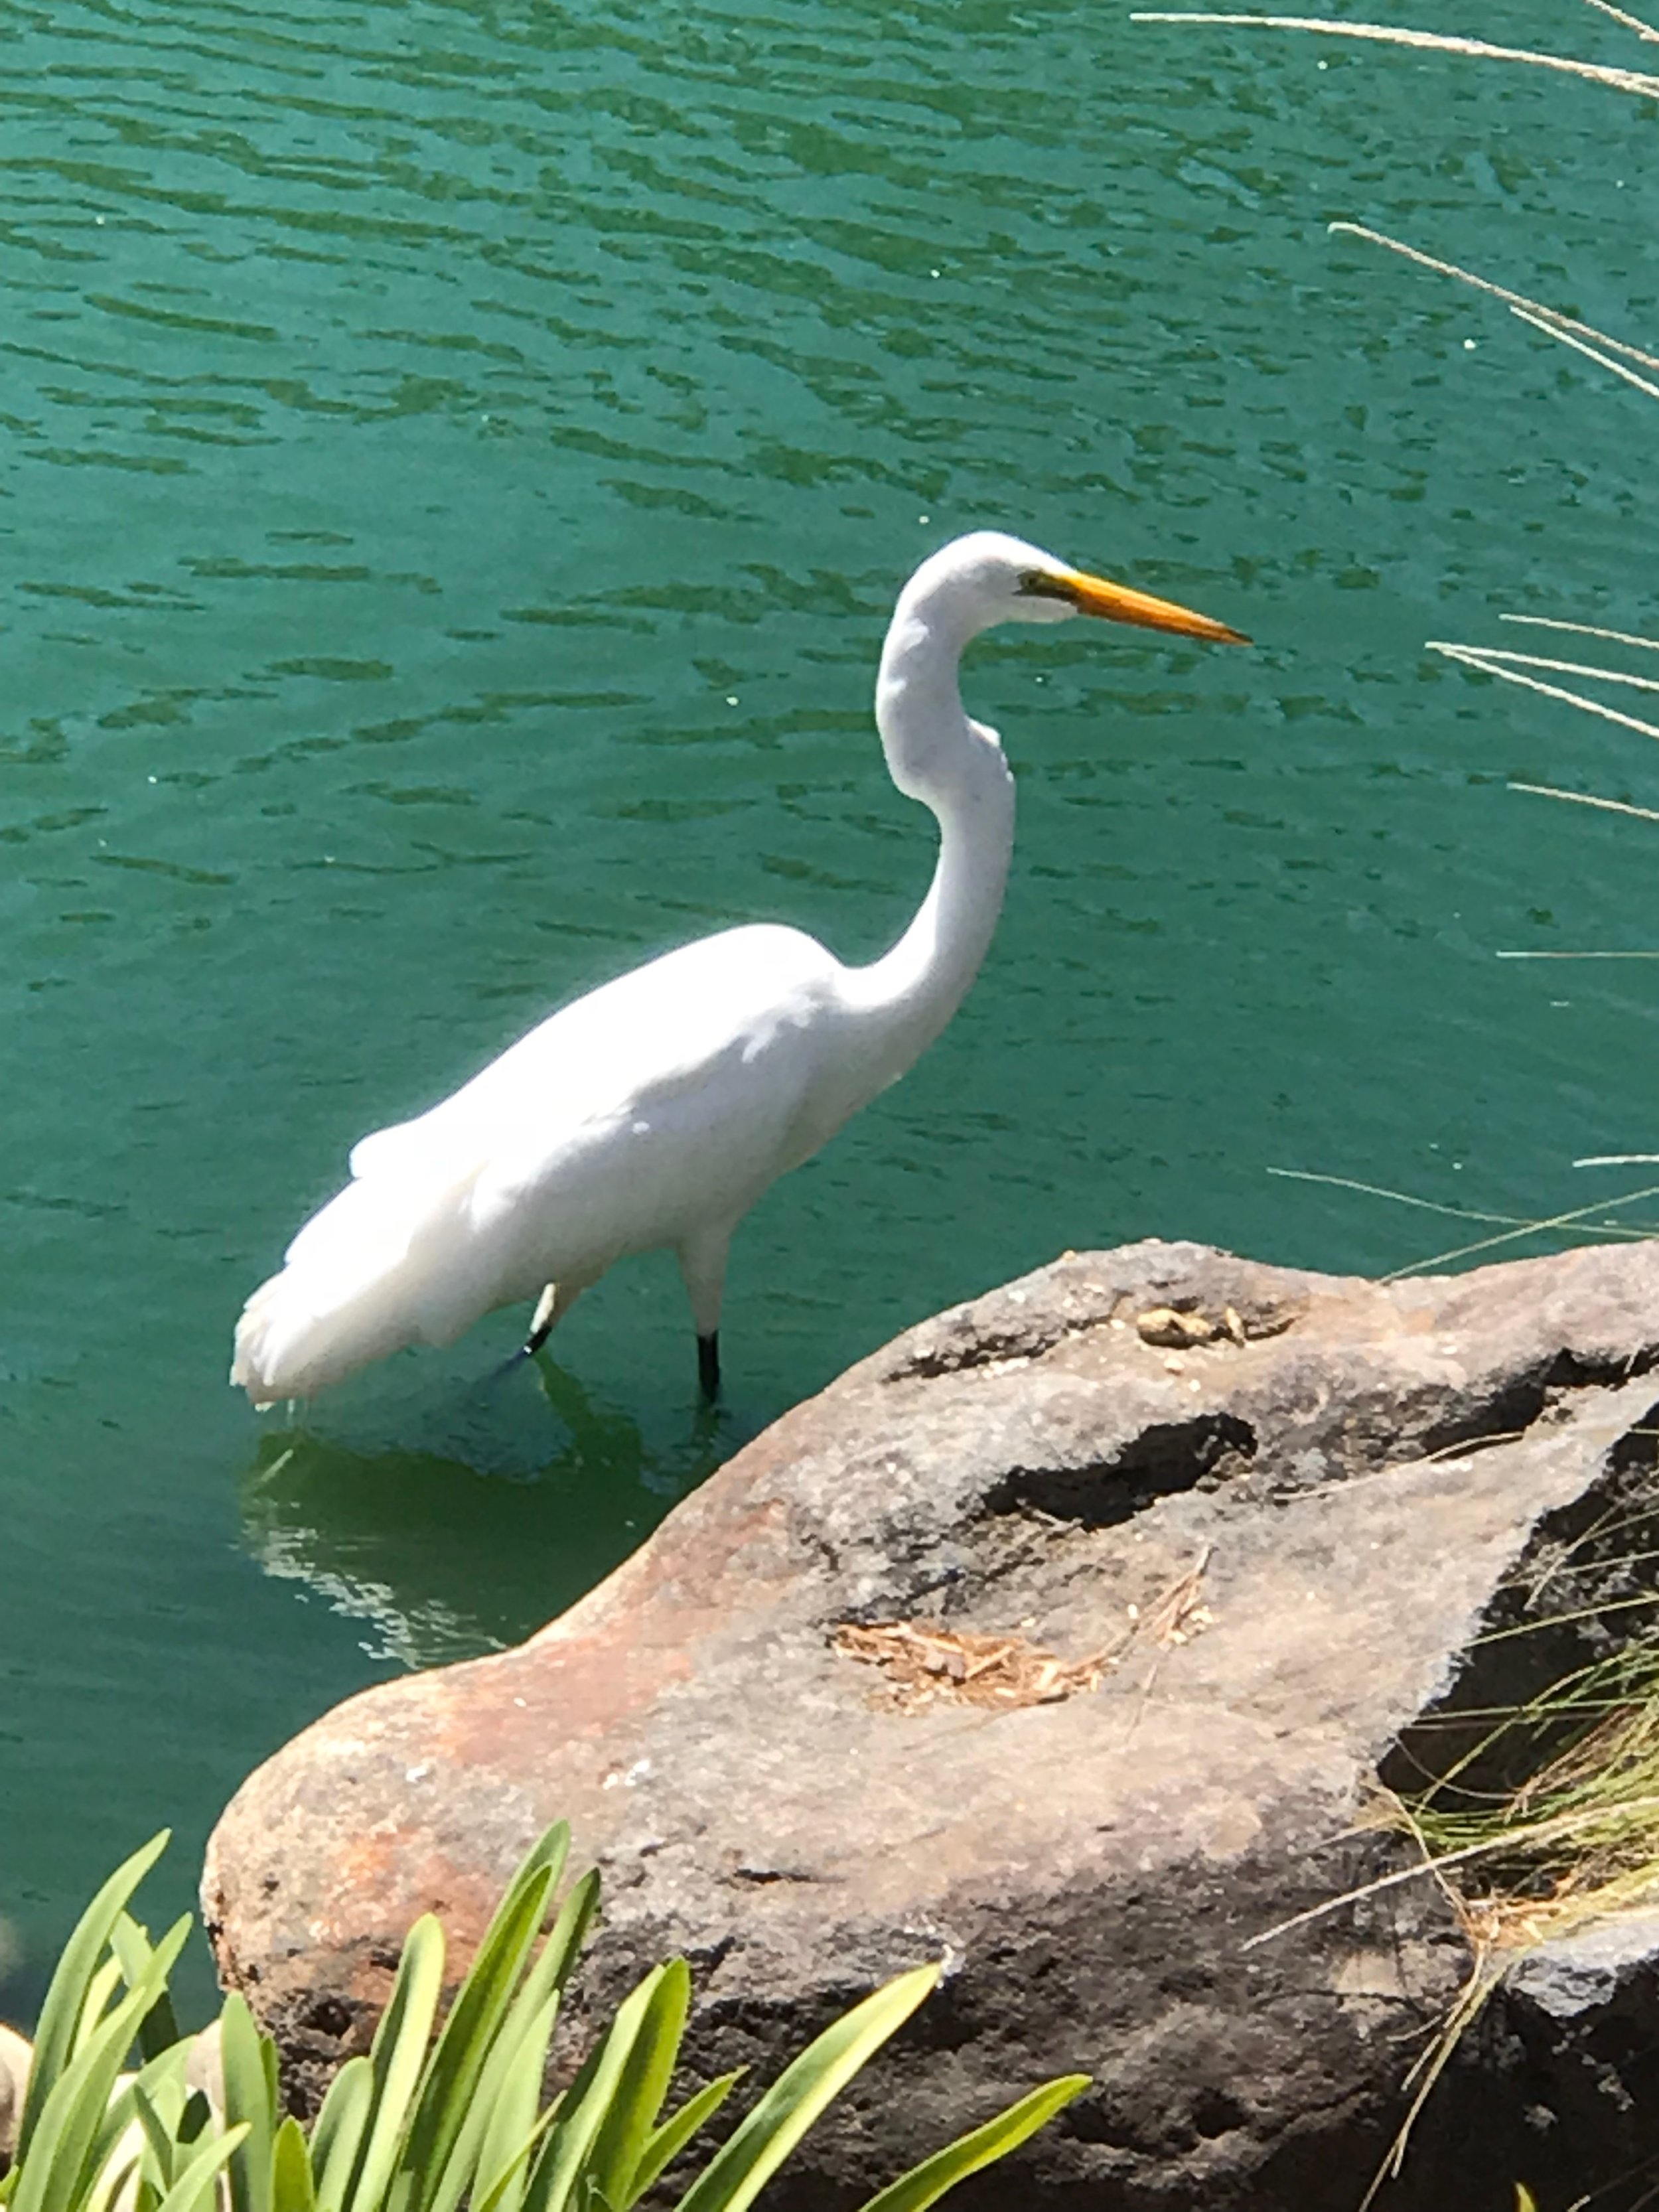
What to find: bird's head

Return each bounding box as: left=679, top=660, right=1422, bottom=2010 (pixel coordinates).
left=914, top=530, right=1249, bottom=646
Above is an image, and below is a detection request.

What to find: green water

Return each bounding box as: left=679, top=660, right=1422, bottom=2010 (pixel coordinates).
left=4, top=0, right=1656, bottom=2006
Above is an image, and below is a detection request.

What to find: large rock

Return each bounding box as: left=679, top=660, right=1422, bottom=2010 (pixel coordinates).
left=203, top=1239, right=1659, bottom=2209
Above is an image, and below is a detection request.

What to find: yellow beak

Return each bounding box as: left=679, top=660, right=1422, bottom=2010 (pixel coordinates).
left=1057, top=567, right=1250, bottom=646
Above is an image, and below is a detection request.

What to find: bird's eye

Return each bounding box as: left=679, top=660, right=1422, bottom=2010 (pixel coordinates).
left=1017, top=569, right=1074, bottom=604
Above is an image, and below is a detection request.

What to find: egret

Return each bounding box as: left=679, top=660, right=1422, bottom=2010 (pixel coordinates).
left=232, top=531, right=1246, bottom=1408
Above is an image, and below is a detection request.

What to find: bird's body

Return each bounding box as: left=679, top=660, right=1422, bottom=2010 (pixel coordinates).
left=232, top=532, right=1244, bottom=1406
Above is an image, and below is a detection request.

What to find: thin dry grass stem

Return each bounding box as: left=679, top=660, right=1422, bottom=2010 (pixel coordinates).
left=1374, top=1183, right=1659, bottom=1277
left=1267, top=1166, right=1511, bottom=1222
left=1528, top=1700, right=1659, bottom=1810
left=1247, top=1774, right=1659, bottom=1958
left=1270, top=1433, right=1541, bottom=1514
left=1504, top=615, right=1659, bottom=652
left=1512, top=304, right=1659, bottom=400
left=1512, top=788, right=1659, bottom=824
left=1344, top=1805, right=1506, bottom=2212
left=1528, top=1485, right=1659, bottom=1565
left=1120, top=1546, right=1218, bottom=1743
left=1141, top=1544, right=1216, bottom=1647
left=1432, top=648, right=1659, bottom=744
left=1579, top=0, right=1659, bottom=41
left=1356, top=1908, right=1503, bottom=2211
left=1505, top=1505, right=1659, bottom=1607
left=1241, top=1795, right=1659, bottom=1953
left=1507, top=781, right=1659, bottom=828
left=1440, top=648, right=1659, bottom=698
left=1409, top=1696, right=1653, bottom=1727
left=1473, top=1597, right=1659, bottom=1651
left=1328, top=223, right=1659, bottom=375
left=1128, top=15, right=1659, bottom=96
left=1267, top=1164, right=1655, bottom=1239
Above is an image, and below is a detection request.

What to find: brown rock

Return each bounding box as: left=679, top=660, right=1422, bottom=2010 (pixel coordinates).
left=203, top=1238, right=1659, bottom=2209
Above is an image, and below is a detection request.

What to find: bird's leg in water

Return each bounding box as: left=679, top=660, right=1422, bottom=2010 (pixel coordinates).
left=524, top=1285, right=559, bottom=1356
left=522, top=1280, right=582, bottom=1358
left=678, top=1225, right=733, bottom=1403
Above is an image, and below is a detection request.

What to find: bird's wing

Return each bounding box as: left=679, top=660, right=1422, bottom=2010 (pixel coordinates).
left=328, top=924, right=837, bottom=1230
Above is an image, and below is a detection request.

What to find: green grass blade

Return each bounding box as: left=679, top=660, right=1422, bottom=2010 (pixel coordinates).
left=309, top=2058, right=374, bottom=2212
left=129, top=2083, right=179, bottom=2193
left=19, top=1832, right=170, bottom=2165
left=86, top=2153, right=141, bottom=2212
left=424, top=1978, right=566, bottom=2212
left=471, top=2106, right=561, bottom=2212
left=520, top=1823, right=573, bottom=1898
left=114, top=2041, right=196, bottom=2198
left=670, top=1965, right=941, bottom=2212
left=531, top=1873, right=599, bottom=2010
left=109, top=1914, right=151, bottom=1980
left=389, top=1860, right=556, bottom=2212
left=220, top=1994, right=279, bottom=2212
left=850, top=2075, right=1091, bottom=2212
left=429, top=1867, right=599, bottom=2212
left=84, top=2076, right=141, bottom=2199
left=630, top=2075, right=744, bottom=2205
left=583, top=1960, right=689, bottom=2209
left=470, top=1998, right=561, bottom=2212
left=152, top=2124, right=250, bottom=2212
left=340, top=1915, right=445, bottom=2212
left=110, top=1915, right=182, bottom=2064
left=72, top=1962, right=125, bottom=2059
left=271, top=2118, right=317, bottom=2212
left=523, top=1968, right=666, bottom=2212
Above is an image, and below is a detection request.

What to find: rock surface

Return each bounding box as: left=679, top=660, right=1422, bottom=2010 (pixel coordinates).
left=204, top=1238, right=1659, bottom=2209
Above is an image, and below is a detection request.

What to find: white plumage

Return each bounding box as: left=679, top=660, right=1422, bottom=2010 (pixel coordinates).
left=232, top=530, right=1244, bottom=1406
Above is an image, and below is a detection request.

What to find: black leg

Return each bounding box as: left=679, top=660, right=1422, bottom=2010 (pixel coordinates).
left=697, top=1331, right=721, bottom=1401
left=522, top=1282, right=559, bottom=1359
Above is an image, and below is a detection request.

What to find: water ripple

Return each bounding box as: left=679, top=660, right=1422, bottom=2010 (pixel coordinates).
left=3, top=0, right=1657, bottom=1996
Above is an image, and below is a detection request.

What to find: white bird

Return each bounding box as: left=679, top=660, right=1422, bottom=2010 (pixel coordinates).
left=232, top=531, right=1246, bottom=1408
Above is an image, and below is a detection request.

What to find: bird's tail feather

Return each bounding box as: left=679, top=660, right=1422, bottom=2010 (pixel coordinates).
left=231, top=1169, right=489, bottom=1405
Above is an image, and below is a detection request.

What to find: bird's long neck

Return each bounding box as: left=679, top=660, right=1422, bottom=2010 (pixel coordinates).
left=840, top=580, right=1016, bottom=1082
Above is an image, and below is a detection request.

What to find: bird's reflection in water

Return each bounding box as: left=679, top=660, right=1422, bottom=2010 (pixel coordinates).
left=238, top=1355, right=734, bottom=1670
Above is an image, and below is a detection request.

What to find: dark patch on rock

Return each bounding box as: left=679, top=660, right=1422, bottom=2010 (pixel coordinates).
left=989, top=1410, right=1259, bottom=1528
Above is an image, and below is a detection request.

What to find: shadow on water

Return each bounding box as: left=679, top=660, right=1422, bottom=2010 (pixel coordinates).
left=238, top=1354, right=737, bottom=1670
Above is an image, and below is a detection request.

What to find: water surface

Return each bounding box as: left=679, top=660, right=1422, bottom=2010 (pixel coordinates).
left=4, top=0, right=1658, bottom=2004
